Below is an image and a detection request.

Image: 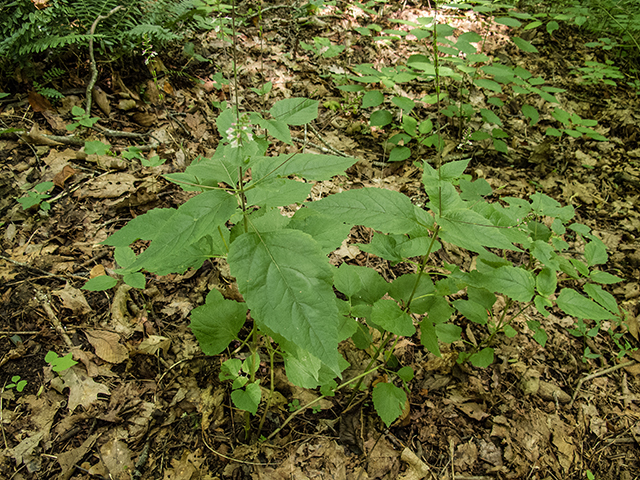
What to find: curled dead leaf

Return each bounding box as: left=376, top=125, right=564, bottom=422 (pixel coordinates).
left=28, top=90, right=52, bottom=113
left=92, top=85, right=111, bottom=116
left=53, top=164, right=77, bottom=188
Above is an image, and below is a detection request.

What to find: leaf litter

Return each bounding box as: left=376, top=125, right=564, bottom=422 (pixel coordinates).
left=0, top=1, right=639, bottom=479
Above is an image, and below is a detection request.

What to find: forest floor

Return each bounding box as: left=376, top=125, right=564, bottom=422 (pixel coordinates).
left=1, top=1, right=639, bottom=480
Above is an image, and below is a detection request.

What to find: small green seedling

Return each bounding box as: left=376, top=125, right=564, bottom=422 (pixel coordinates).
left=45, top=351, right=77, bottom=372
left=17, top=181, right=54, bottom=211
left=66, top=106, right=99, bottom=131
left=122, top=146, right=167, bottom=167
left=6, top=375, right=28, bottom=392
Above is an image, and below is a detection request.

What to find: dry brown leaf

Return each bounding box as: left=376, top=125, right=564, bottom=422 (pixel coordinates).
left=136, top=335, right=171, bottom=356
left=131, top=111, right=157, bottom=127
left=52, top=283, right=92, bottom=315
left=84, top=330, right=129, bottom=363
left=28, top=90, right=52, bottom=112
left=53, top=164, right=77, bottom=188
left=92, top=85, right=111, bottom=116
left=59, top=365, right=110, bottom=411
left=89, top=264, right=107, bottom=278
left=100, top=437, right=133, bottom=477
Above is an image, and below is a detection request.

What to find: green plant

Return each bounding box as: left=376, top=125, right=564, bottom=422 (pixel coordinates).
left=45, top=351, right=78, bottom=372
left=17, top=181, right=54, bottom=211
left=5, top=375, right=28, bottom=393
left=83, top=92, right=626, bottom=431
left=571, top=59, right=624, bottom=86
left=66, top=106, right=99, bottom=131
left=33, top=67, right=66, bottom=100
left=300, top=37, right=345, bottom=58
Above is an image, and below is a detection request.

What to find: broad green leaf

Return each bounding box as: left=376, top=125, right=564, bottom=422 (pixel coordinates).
left=584, top=284, right=618, bottom=314
left=123, top=272, right=145, bottom=289
left=436, top=323, right=461, bottom=343
left=231, top=383, right=261, bottom=415
left=128, top=190, right=238, bottom=275
left=245, top=178, right=312, bottom=208
left=358, top=233, right=406, bottom=264
left=420, top=320, right=440, bottom=356
left=255, top=118, right=292, bottom=144
left=546, top=21, right=559, bottom=35
left=250, top=153, right=357, bottom=182
left=459, top=178, right=492, bottom=202
left=481, top=108, right=502, bottom=125
left=556, top=288, right=616, bottom=320
left=114, top=246, right=137, bottom=269
left=522, top=104, right=539, bottom=125
left=437, top=209, right=519, bottom=253
left=584, top=237, right=607, bottom=266
left=307, top=187, right=422, bottom=234
left=479, top=266, right=535, bottom=302
left=362, top=90, right=384, bottom=108
left=474, top=78, right=502, bottom=92
left=370, top=299, right=415, bottom=336
left=453, top=299, right=488, bottom=325
left=535, top=295, right=553, bottom=317
left=512, top=37, right=538, bottom=53
left=495, top=17, right=522, bottom=28
left=589, top=270, right=623, bottom=284
left=469, top=347, right=494, bottom=368
left=190, top=289, right=247, bottom=355
left=82, top=275, right=117, bottom=291
left=388, top=273, right=435, bottom=315
left=334, top=263, right=388, bottom=304
left=392, top=95, right=415, bottom=112
left=269, top=98, right=318, bottom=125
left=493, top=139, right=508, bottom=153
left=389, top=146, right=411, bottom=162
left=228, top=230, right=342, bottom=374
left=397, top=366, right=414, bottom=382
left=287, top=209, right=352, bottom=255
left=536, top=267, right=557, bottom=297
left=373, top=382, right=406, bottom=427
left=524, top=20, right=543, bottom=30
left=103, top=209, right=174, bottom=247
left=370, top=110, right=393, bottom=127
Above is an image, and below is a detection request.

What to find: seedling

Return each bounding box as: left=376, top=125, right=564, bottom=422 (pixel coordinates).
left=5, top=375, right=28, bottom=392
left=17, top=181, right=54, bottom=211
left=66, top=106, right=99, bottom=131
left=45, top=351, right=78, bottom=372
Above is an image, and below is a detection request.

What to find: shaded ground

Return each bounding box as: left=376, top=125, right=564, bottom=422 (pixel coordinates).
left=1, top=1, right=639, bottom=479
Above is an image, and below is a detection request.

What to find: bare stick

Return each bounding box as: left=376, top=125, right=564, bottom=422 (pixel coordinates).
left=86, top=6, right=124, bottom=114
left=568, top=360, right=636, bottom=408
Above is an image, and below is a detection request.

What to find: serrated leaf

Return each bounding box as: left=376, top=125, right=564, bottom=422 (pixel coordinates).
left=228, top=230, right=342, bottom=374
left=397, top=366, right=414, bottom=382
left=479, top=266, right=535, bottom=302
left=123, top=272, right=146, bottom=289
left=512, top=37, right=538, bottom=52
left=584, top=237, right=607, bottom=266
left=589, top=270, right=623, bottom=284
left=474, top=78, right=502, bottom=92
left=103, top=209, right=174, bottom=248
left=371, top=299, right=415, bottom=336
left=83, top=276, right=118, bottom=291
left=584, top=284, right=618, bottom=314
left=269, top=98, right=318, bottom=125
left=250, top=153, right=357, bottom=182
left=231, top=382, right=261, bottom=415
left=392, top=95, right=415, bottom=112
left=556, top=288, right=616, bottom=320
left=128, top=190, right=237, bottom=275
left=307, top=187, right=422, bottom=234
left=287, top=209, right=352, bottom=255
left=373, top=382, right=407, bottom=427
left=190, top=289, right=247, bottom=355
left=245, top=178, right=312, bottom=208
left=334, top=263, right=388, bottom=304
left=453, top=299, right=488, bottom=324
left=256, top=118, right=292, bottom=144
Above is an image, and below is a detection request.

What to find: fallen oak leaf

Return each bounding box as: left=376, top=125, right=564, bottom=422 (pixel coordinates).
left=84, top=329, right=129, bottom=364
left=59, top=364, right=110, bottom=411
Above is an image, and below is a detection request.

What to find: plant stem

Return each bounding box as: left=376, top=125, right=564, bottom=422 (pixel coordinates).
left=266, top=363, right=384, bottom=441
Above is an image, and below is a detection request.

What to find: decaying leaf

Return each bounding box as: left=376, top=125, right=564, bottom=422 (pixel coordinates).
left=52, top=282, right=91, bottom=315
left=84, top=329, right=129, bottom=363
left=59, top=365, right=110, bottom=411
left=53, top=164, right=77, bottom=188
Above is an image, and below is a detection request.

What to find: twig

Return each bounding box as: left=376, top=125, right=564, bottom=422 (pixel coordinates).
left=35, top=290, right=74, bottom=348
left=201, top=431, right=275, bottom=466
left=307, top=123, right=350, bottom=157
left=568, top=360, right=636, bottom=408
left=0, top=255, right=87, bottom=281
left=86, top=6, right=124, bottom=115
